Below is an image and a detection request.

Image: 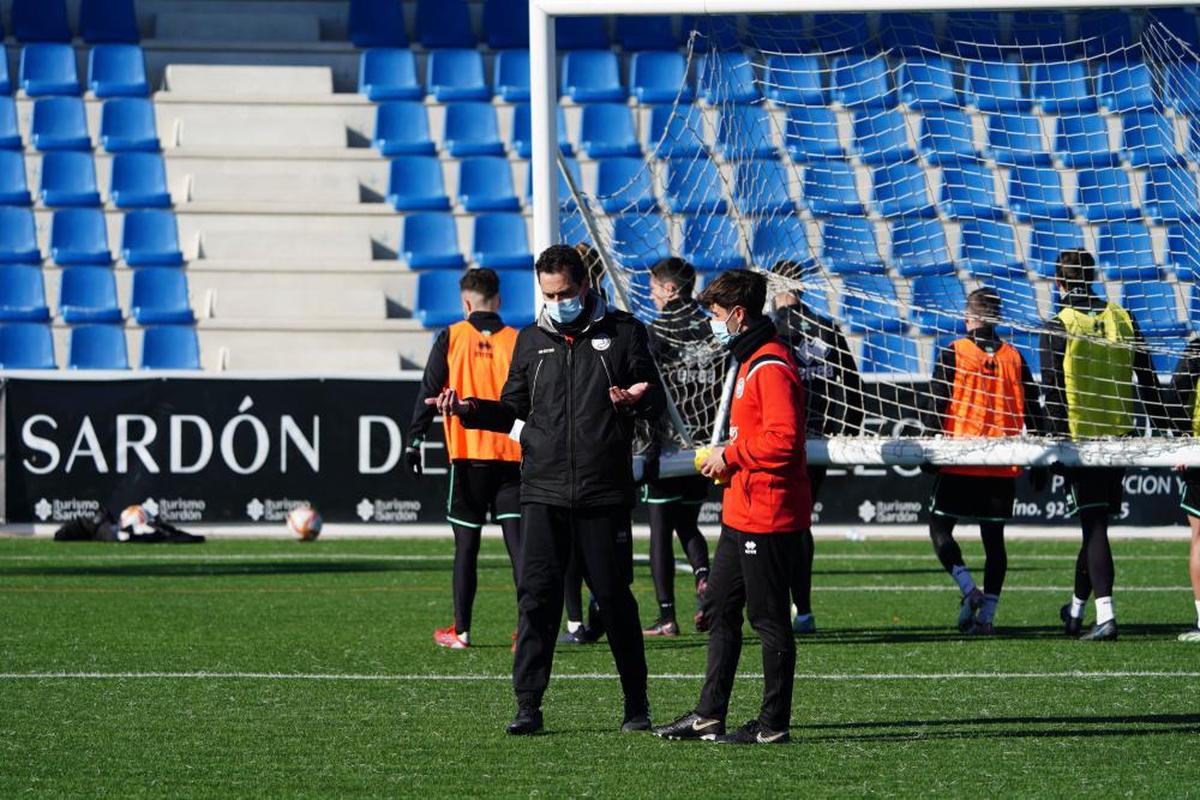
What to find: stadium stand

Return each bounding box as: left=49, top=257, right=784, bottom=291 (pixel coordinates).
left=50, top=209, right=113, bottom=266
left=40, top=152, right=101, bottom=207
left=58, top=267, right=122, bottom=324
left=19, top=43, right=80, bottom=96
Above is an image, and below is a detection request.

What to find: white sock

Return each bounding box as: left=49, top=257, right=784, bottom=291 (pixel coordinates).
left=1069, top=596, right=1087, bottom=619
left=1095, top=596, right=1115, bottom=625
left=457, top=630, right=469, bottom=645
left=567, top=620, right=583, bottom=634
left=1193, top=599, right=1200, bottom=627
left=951, top=564, right=976, bottom=597
left=978, top=594, right=1000, bottom=625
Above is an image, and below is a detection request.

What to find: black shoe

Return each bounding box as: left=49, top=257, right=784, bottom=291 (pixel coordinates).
left=1080, top=619, right=1118, bottom=641
left=1060, top=604, right=1083, bottom=636
left=622, top=696, right=651, bottom=732
left=557, top=627, right=593, bottom=645
left=505, top=706, right=544, bottom=736
left=651, top=711, right=724, bottom=740
left=714, top=719, right=790, bottom=745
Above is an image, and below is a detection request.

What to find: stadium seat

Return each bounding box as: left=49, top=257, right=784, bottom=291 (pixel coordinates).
left=733, top=159, right=794, bottom=216
left=559, top=210, right=590, bottom=246
left=472, top=214, right=532, bottom=270
left=372, top=102, right=434, bottom=156
left=1074, top=168, right=1139, bottom=222
left=1096, top=61, right=1156, bottom=113
left=831, top=56, right=893, bottom=109
left=611, top=213, right=670, bottom=269
left=1080, top=11, right=1135, bottom=58
left=561, top=50, right=625, bottom=103
left=493, top=50, right=530, bottom=103
left=945, top=11, right=1005, bottom=60
left=889, top=217, right=953, bottom=277
left=852, top=110, right=915, bottom=165
left=918, top=108, right=977, bottom=165
left=963, top=61, right=1028, bottom=113
left=58, top=267, right=122, bottom=323
left=415, top=270, right=463, bottom=328
left=683, top=215, right=744, bottom=271
left=649, top=104, right=705, bottom=160
left=860, top=333, right=920, bottom=374
left=686, top=15, right=739, bottom=50
left=840, top=274, right=903, bottom=332
left=19, top=44, right=79, bottom=96
left=1120, top=281, right=1187, bottom=337
left=595, top=158, right=655, bottom=214
left=457, top=157, right=519, bottom=212
left=415, top=0, right=474, bottom=48
left=525, top=156, right=581, bottom=208
left=50, top=208, right=113, bottom=265
left=88, top=45, right=148, bottom=97
left=556, top=17, right=610, bottom=50
left=665, top=159, right=726, bottom=215
left=1121, top=111, right=1183, bottom=167
left=68, top=324, right=129, bottom=368
left=871, top=163, right=935, bottom=218
left=0, top=99, right=22, bottom=149
left=986, top=274, right=1043, bottom=331
left=141, top=325, right=200, bottom=369
left=938, top=161, right=1004, bottom=220
left=821, top=218, right=884, bottom=275
left=764, top=55, right=824, bottom=106
left=110, top=152, right=171, bottom=208
left=1056, top=114, right=1118, bottom=169
left=99, top=98, right=160, bottom=152
left=984, top=113, right=1051, bottom=167
left=579, top=104, right=640, bottom=158
left=879, top=13, right=939, bottom=54
left=81, top=0, right=140, bottom=43
left=1149, top=7, right=1200, bottom=51
left=349, top=0, right=408, bottom=48
left=0, top=151, right=32, bottom=206
left=401, top=213, right=464, bottom=269
left=1031, top=61, right=1095, bottom=114
left=509, top=103, right=572, bottom=160
left=442, top=103, right=504, bottom=157
left=121, top=210, right=184, bottom=267
left=358, top=49, right=421, bottom=101
left=716, top=105, right=778, bottom=161
left=616, top=15, right=679, bottom=51
left=1007, top=331, right=1042, bottom=375
left=784, top=106, right=843, bottom=162
left=697, top=52, right=760, bottom=105
left=0, top=322, right=55, bottom=368
left=1012, top=11, right=1071, bottom=60
left=1097, top=222, right=1160, bottom=280
left=1027, top=219, right=1085, bottom=278
left=803, top=161, right=863, bottom=217
left=631, top=52, right=692, bottom=105
left=1149, top=337, right=1188, bottom=376
left=0, top=207, right=42, bottom=263
left=1142, top=166, right=1199, bottom=225
left=426, top=49, right=489, bottom=102
left=1007, top=166, right=1070, bottom=222
left=896, top=58, right=957, bottom=109
left=483, top=0, right=528, bottom=49
left=31, top=97, right=91, bottom=151
left=12, top=0, right=71, bottom=43
left=1169, top=223, right=1200, bottom=281
left=752, top=216, right=812, bottom=270
left=492, top=269, right=534, bottom=327
left=909, top=274, right=967, bottom=334
left=387, top=156, right=450, bottom=211
left=809, top=13, right=871, bottom=52
left=0, top=265, right=49, bottom=321
left=958, top=219, right=1024, bottom=278
left=40, top=151, right=101, bottom=207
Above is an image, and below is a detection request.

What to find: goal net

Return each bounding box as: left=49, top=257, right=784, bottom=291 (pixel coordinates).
left=553, top=7, right=1200, bottom=467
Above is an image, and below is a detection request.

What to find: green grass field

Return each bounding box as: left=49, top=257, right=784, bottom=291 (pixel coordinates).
left=2, top=535, right=1199, bottom=798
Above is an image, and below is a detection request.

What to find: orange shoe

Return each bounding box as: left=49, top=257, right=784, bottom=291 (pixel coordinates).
left=434, top=624, right=468, bottom=649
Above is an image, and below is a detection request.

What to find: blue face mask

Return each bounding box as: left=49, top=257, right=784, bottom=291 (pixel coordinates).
left=709, top=310, right=739, bottom=347
left=545, top=294, right=583, bottom=324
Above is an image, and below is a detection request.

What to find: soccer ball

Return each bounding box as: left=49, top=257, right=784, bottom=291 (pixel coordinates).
left=287, top=504, right=322, bottom=541
left=119, top=504, right=154, bottom=535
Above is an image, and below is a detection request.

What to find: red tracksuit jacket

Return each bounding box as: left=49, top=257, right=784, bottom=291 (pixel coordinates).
left=721, top=338, right=812, bottom=534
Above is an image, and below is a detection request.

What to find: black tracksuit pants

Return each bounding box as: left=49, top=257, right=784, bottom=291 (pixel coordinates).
left=512, top=503, right=648, bottom=711
left=697, top=525, right=797, bottom=731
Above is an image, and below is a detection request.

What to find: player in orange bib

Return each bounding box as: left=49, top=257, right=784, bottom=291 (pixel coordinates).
left=408, top=268, right=522, bottom=650
left=922, top=288, right=1043, bottom=634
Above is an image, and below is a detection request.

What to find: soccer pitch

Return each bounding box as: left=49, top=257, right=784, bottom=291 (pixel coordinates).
left=2, top=536, right=1198, bottom=798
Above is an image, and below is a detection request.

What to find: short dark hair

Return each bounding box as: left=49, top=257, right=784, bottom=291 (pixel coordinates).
left=459, top=267, right=499, bottom=300
left=697, top=269, right=767, bottom=318
left=536, top=243, right=587, bottom=285
left=650, top=257, right=696, bottom=299
left=966, top=287, right=1001, bottom=324
left=1055, top=249, right=1097, bottom=287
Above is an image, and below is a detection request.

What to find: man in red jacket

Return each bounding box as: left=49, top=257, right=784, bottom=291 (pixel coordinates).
left=653, top=269, right=811, bottom=745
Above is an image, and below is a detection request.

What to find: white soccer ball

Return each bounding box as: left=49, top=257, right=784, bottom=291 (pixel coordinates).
left=287, top=504, right=322, bottom=541
left=119, top=504, right=154, bottom=535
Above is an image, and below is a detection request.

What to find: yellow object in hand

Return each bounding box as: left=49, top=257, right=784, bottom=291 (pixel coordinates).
left=694, top=447, right=729, bottom=486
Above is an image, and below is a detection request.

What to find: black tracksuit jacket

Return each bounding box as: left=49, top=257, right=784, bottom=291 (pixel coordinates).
left=773, top=301, right=865, bottom=436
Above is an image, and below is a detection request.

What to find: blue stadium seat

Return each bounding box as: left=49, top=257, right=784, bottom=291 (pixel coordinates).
left=50, top=208, right=112, bottom=265
left=372, top=102, right=433, bottom=156
left=595, top=158, right=655, bottom=214
left=19, top=44, right=79, bottom=96
left=558, top=210, right=590, bottom=247
left=141, top=325, right=200, bottom=369
left=1031, top=61, right=1095, bottom=114
left=0, top=207, right=42, bottom=263
left=963, top=61, right=1028, bottom=113
left=666, top=159, right=726, bottom=214
left=31, top=97, right=91, bottom=151
left=1097, top=222, right=1159, bottom=280
left=349, top=0, right=408, bottom=48
left=426, top=49, right=489, bottom=102
left=821, top=218, right=883, bottom=275
left=716, top=105, right=778, bottom=161
left=401, top=213, right=464, bottom=269
left=40, top=151, right=101, bottom=207
left=697, top=52, right=760, bottom=105
left=1120, top=281, right=1187, bottom=337
left=1149, top=337, right=1188, bottom=376
left=841, top=274, right=903, bottom=332
left=1075, top=168, right=1139, bottom=222
left=472, top=214, right=532, bottom=270
left=879, top=13, right=939, bottom=54
left=944, top=11, right=1005, bottom=60
left=871, top=163, right=935, bottom=218
left=764, top=55, right=824, bottom=106
left=442, top=103, right=504, bottom=157
left=1079, top=11, right=1135, bottom=58
left=1169, top=223, right=1200, bottom=281
left=483, top=0, right=528, bottom=49
left=561, top=50, right=625, bottom=103
left=733, top=159, right=794, bottom=216
left=611, top=213, right=670, bottom=269
left=12, top=0, right=71, bottom=43
left=984, top=113, right=1051, bottom=166
left=752, top=216, right=811, bottom=269
left=1142, top=166, right=1198, bottom=225
left=0, top=99, right=22, bottom=149
left=99, top=98, right=160, bottom=152
left=0, top=265, right=49, bottom=321
left=1148, top=7, right=1200, bottom=50
left=525, top=156, right=581, bottom=208
left=130, top=268, right=193, bottom=326
left=938, top=161, right=1003, bottom=220
left=415, top=0, right=474, bottom=48
left=985, top=275, right=1043, bottom=331
left=1007, top=331, right=1042, bottom=375
left=58, top=267, right=122, bottom=323
left=0, top=151, right=31, bottom=205
left=556, top=17, right=609, bottom=50
left=889, top=217, right=953, bottom=277
left=784, top=106, right=843, bottom=162
left=860, top=332, right=920, bottom=373
left=110, top=152, right=171, bottom=208
left=631, top=52, right=692, bottom=104
left=809, top=13, right=871, bottom=52
left=1011, top=11, right=1070, bottom=60
left=650, top=103, right=705, bottom=160
left=1056, top=114, right=1118, bottom=169
left=617, top=15, right=679, bottom=51
left=579, top=103, right=640, bottom=158
left=686, top=15, right=739, bottom=50
left=0, top=322, right=55, bottom=368
left=509, top=103, right=571, bottom=159
left=122, top=210, right=183, bottom=267
left=958, top=219, right=1024, bottom=278
left=803, top=161, right=863, bottom=217
left=852, top=110, right=915, bottom=165
left=831, top=56, right=893, bottom=109
left=896, top=58, right=956, bottom=110
left=415, top=271, right=463, bottom=328
left=387, top=156, right=450, bottom=211
left=909, top=274, right=967, bottom=334
left=495, top=269, right=535, bottom=328
left=1007, top=166, right=1070, bottom=222
left=1121, top=111, right=1183, bottom=167
left=358, top=49, right=421, bottom=101
left=88, top=45, right=148, bottom=97
left=918, top=108, right=977, bottom=165
left=457, top=157, right=519, bottom=212
left=494, top=50, right=529, bottom=103
left=68, top=324, right=129, bottom=369
left=81, top=0, right=140, bottom=43
left=683, top=216, right=744, bottom=271
left=1096, top=61, right=1156, bottom=113
left=1027, top=219, right=1085, bottom=278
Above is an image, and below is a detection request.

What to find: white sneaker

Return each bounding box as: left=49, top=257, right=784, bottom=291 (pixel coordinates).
left=1178, top=627, right=1200, bottom=643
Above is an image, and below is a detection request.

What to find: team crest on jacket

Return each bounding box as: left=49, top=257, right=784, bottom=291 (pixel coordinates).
left=735, top=377, right=745, bottom=398
left=591, top=334, right=611, bottom=351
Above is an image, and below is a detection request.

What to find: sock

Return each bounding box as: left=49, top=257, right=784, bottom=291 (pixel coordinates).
left=658, top=602, right=675, bottom=621
left=694, top=567, right=709, bottom=585
left=567, top=620, right=582, bottom=634
left=978, top=594, right=1000, bottom=625
left=1069, top=596, right=1086, bottom=619
left=1194, top=599, right=1200, bottom=627
left=1095, top=596, right=1115, bottom=625
left=794, top=613, right=813, bottom=624
left=951, top=564, right=976, bottom=597
left=457, top=630, right=469, bottom=645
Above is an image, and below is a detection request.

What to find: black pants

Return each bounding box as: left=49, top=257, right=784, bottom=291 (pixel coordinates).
left=564, top=543, right=585, bottom=622
left=790, top=465, right=825, bottom=617
left=697, top=525, right=797, bottom=731
left=451, top=519, right=521, bottom=632
left=1074, top=507, right=1116, bottom=600
left=648, top=501, right=709, bottom=614
left=928, top=516, right=1007, bottom=596
left=513, top=503, right=647, bottom=710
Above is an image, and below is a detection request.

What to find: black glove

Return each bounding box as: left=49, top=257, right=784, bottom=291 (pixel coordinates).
left=1028, top=466, right=1049, bottom=492
left=404, top=440, right=423, bottom=480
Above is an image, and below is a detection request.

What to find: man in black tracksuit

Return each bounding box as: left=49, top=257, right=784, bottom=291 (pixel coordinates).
left=431, top=244, right=665, bottom=735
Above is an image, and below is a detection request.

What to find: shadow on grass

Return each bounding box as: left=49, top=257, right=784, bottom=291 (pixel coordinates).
left=797, top=712, right=1200, bottom=742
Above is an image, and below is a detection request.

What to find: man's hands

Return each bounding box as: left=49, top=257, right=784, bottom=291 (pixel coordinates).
left=609, top=382, right=649, bottom=409
left=425, top=388, right=474, bottom=418
left=404, top=441, right=423, bottom=480
left=699, top=445, right=729, bottom=480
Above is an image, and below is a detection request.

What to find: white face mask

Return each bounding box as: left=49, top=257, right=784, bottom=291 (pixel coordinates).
left=709, top=310, right=739, bottom=346
left=545, top=294, right=583, bottom=324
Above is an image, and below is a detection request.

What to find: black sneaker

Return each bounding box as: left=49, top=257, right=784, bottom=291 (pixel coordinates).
left=651, top=711, right=724, bottom=740
left=642, top=617, right=679, bottom=637
left=505, top=706, right=544, bottom=736
left=557, top=627, right=592, bottom=645
left=1060, top=604, right=1084, bottom=636
left=713, top=719, right=790, bottom=745
left=621, top=695, right=651, bottom=732
left=1079, top=619, right=1118, bottom=642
